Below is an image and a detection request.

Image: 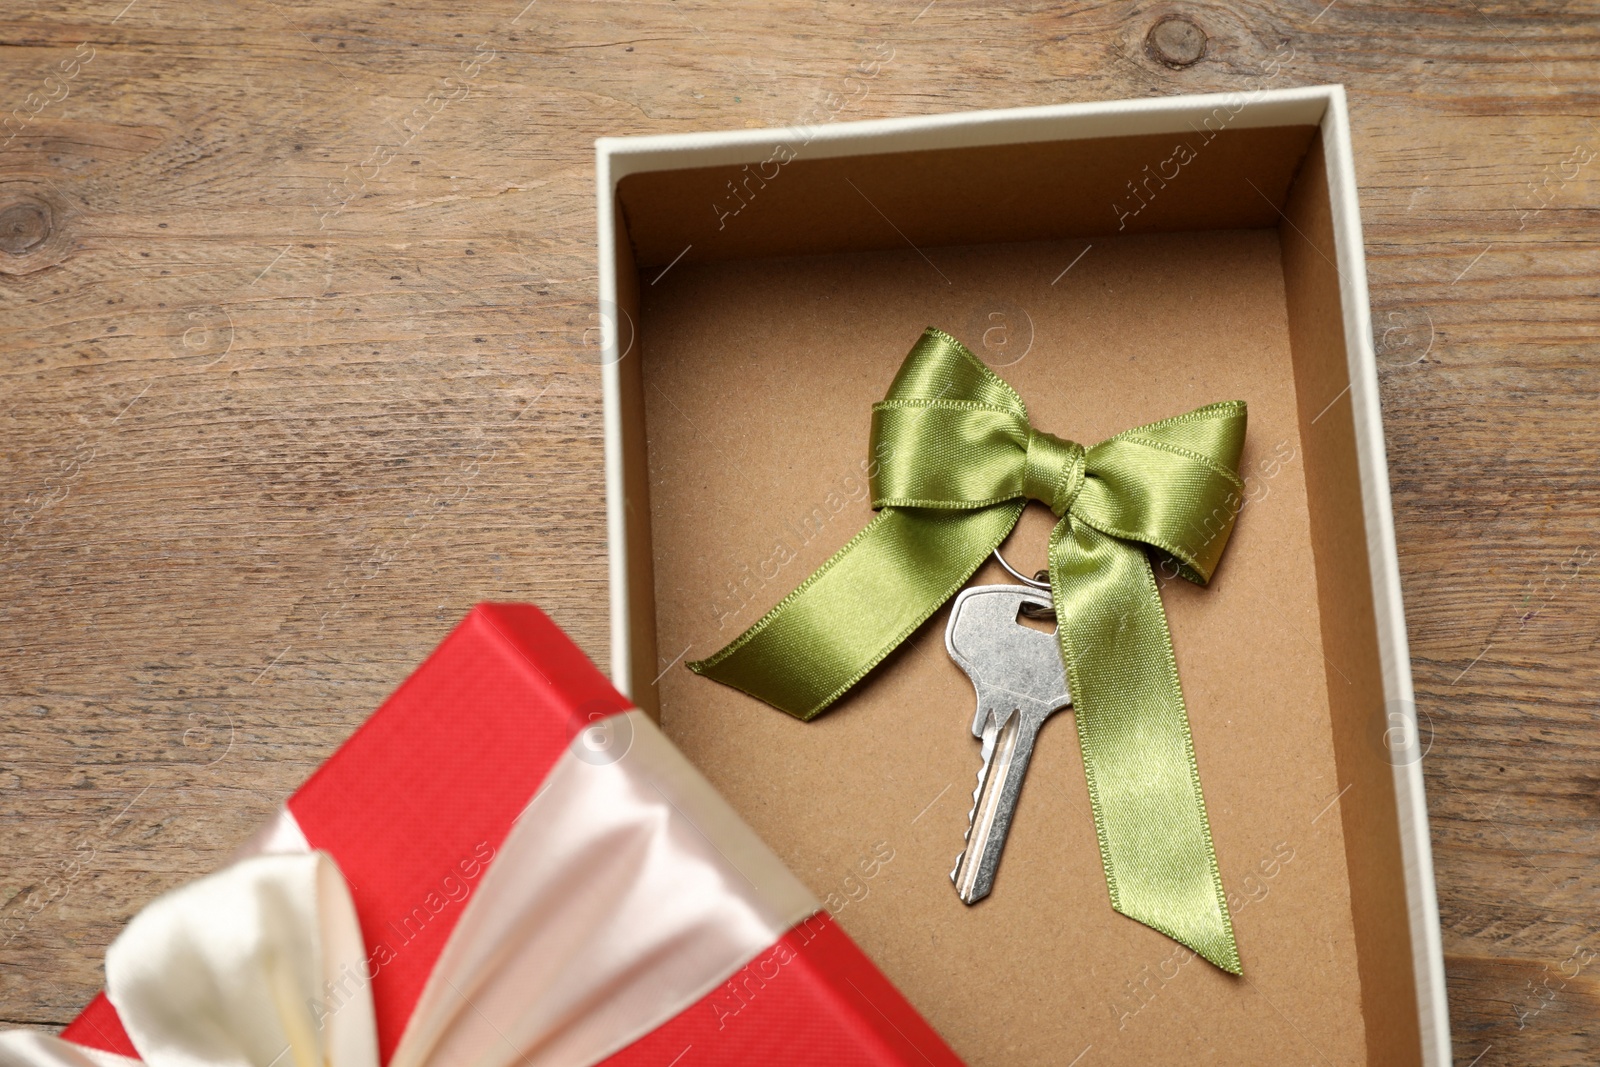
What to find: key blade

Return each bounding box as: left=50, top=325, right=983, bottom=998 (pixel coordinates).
left=951, top=707, right=1001, bottom=897
left=952, top=705, right=1016, bottom=903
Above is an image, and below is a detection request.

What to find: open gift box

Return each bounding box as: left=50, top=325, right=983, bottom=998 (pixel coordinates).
left=596, top=86, right=1448, bottom=1065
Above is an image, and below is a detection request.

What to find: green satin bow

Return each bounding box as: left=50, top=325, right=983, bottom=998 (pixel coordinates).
left=689, top=327, right=1246, bottom=973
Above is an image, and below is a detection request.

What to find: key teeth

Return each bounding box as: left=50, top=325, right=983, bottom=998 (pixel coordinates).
left=951, top=705, right=1001, bottom=900
left=949, top=771, right=984, bottom=890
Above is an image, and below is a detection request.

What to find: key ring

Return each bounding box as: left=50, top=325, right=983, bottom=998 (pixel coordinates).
left=992, top=547, right=1050, bottom=590
left=991, top=548, right=1057, bottom=622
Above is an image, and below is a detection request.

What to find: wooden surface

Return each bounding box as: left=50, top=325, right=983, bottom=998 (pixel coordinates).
left=0, top=1, right=1595, bottom=1063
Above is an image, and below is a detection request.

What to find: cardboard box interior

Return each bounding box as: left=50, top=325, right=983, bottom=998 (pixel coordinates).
left=604, top=119, right=1420, bottom=1065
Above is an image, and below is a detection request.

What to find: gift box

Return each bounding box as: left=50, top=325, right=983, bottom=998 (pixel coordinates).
left=41, top=604, right=964, bottom=1067
left=595, top=87, right=1448, bottom=1064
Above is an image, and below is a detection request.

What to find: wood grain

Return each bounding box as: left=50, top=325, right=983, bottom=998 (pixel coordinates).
left=1, top=1, right=1596, bottom=1063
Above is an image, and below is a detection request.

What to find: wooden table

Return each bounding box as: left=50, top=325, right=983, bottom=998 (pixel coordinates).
left=1, top=2, right=1595, bottom=1063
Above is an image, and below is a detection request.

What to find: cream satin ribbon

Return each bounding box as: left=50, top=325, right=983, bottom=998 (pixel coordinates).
left=0, top=712, right=819, bottom=1067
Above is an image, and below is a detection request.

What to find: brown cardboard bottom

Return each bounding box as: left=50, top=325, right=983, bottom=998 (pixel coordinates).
left=640, top=230, right=1368, bottom=1065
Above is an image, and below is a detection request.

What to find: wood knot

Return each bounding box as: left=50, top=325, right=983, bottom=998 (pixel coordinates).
left=0, top=181, right=70, bottom=274
left=1146, top=15, right=1207, bottom=68
left=0, top=197, right=51, bottom=255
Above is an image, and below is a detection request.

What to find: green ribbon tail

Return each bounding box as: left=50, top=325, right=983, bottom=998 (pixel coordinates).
left=688, top=502, right=1024, bottom=720
left=1050, top=518, right=1242, bottom=973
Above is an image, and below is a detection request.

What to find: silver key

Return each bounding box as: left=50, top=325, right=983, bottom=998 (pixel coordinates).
left=945, top=584, right=1071, bottom=904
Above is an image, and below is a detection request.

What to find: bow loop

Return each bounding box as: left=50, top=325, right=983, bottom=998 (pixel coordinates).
left=105, top=852, right=377, bottom=1067
left=1077, top=402, right=1248, bottom=585
left=883, top=327, right=1027, bottom=413
left=868, top=400, right=1030, bottom=509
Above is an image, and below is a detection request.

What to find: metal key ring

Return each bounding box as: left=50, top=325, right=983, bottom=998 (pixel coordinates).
left=991, top=547, right=1056, bottom=621
left=991, top=547, right=1051, bottom=591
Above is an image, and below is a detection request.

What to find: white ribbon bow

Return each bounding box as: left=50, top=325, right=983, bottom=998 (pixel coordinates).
left=107, top=852, right=374, bottom=1067
left=0, top=712, right=819, bottom=1067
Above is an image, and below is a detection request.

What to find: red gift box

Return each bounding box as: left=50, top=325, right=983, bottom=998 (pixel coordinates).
left=51, top=604, right=963, bottom=1067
